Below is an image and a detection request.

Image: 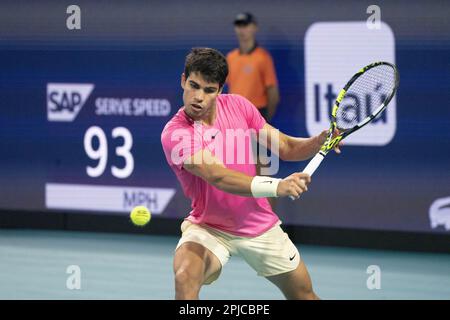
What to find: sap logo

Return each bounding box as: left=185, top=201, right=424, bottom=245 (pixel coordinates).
left=313, top=82, right=388, bottom=125
left=47, top=83, right=94, bottom=122
left=305, top=22, right=396, bottom=146
left=429, top=197, right=450, bottom=231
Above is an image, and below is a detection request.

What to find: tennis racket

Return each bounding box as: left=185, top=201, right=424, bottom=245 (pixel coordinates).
left=291, top=61, right=399, bottom=200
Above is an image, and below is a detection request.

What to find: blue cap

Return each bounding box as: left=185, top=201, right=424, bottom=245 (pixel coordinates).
left=234, top=12, right=257, bottom=25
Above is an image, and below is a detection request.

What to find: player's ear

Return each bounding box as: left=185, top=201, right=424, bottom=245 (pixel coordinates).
left=181, top=73, right=186, bottom=89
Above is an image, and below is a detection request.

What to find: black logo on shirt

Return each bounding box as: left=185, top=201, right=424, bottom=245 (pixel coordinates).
left=211, top=131, right=220, bottom=139
left=289, top=254, right=296, bottom=261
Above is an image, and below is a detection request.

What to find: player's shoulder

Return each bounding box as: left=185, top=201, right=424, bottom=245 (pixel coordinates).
left=218, top=94, right=254, bottom=115
left=161, top=108, right=193, bottom=142
left=217, top=93, right=248, bottom=106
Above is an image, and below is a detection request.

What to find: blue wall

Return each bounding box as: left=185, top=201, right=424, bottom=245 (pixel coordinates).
left=0, top=0, right=449, bottom=234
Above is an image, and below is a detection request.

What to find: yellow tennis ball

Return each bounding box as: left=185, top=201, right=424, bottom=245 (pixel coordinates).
left=130, top=206, right=151, bottom=227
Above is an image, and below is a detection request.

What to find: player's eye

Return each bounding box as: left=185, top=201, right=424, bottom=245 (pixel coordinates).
left=189, top=82, right=200, bottom=89
left=204, top=88, right=217, bottom=94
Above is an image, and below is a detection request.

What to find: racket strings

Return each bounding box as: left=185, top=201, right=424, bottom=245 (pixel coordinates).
left=336, top=65, right=396, bottom=131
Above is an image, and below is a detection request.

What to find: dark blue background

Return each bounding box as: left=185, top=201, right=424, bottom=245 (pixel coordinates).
left=0, top=0, right=449, bottom=234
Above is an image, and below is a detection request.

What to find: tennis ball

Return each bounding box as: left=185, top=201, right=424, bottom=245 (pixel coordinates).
left=130, top=206, right=151, bottom=227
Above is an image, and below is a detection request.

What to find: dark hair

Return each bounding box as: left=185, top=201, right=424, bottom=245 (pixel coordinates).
left=184, top=48, right=228, bottom=88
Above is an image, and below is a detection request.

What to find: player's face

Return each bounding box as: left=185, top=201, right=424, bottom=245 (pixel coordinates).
left=181, top=72, right=222, bottom=121
left=234, top=23, right=257, bottom=42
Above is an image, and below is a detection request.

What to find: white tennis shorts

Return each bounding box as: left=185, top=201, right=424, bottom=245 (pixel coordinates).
left=176, top=220, right=301, bottom=284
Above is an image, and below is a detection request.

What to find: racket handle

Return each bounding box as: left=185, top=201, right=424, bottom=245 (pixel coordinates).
left=289, top=153, right=325, bottom=200
left=302, top=152, right=325, bottom=176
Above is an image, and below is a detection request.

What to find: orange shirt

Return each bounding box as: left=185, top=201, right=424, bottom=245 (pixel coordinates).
left=226, top=47, right=278, bottom=109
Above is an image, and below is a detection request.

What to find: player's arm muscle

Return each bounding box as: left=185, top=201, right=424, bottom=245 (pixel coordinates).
left=182, top=149, right=253, bottom=196
left=260, top=123, right=321, bottom=161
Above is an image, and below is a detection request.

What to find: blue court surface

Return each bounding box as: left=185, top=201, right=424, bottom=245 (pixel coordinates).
left=1, top=229, right=449, bottom=300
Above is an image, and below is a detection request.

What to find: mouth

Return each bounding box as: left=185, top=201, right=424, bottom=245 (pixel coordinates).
left=191, top=103, right=203, bottom=111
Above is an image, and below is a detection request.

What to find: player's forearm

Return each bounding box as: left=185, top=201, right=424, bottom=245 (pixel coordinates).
left=280, top=136, right=322, bottom=161
left=208, top=167, right=254, bottom=196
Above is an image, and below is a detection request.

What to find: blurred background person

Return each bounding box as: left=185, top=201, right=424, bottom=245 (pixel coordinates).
left=227, top=12, right=280, bottom=123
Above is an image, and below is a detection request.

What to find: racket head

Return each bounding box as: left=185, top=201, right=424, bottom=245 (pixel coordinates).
left=320, top=61, right=399, bottom=154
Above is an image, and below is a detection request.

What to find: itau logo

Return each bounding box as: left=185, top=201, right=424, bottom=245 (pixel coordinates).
left=47, top=83, right=94, bottom=122
left=304, top=22, right=396, bottom=146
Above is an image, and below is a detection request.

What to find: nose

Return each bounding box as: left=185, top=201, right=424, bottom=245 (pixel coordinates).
left=194, top=90, right=204, bottom=102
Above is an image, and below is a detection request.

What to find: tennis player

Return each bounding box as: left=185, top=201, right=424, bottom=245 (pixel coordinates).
left=161, top=48, right=341, bottom=300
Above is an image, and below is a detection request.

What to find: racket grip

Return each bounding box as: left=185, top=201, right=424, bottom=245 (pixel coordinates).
left=302, top=152, right=325, bottom=176
left=289, top=153, right=325, bottom=200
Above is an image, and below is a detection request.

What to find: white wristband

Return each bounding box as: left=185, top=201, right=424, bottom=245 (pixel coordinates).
left=250, top=176, right=281, bottom=198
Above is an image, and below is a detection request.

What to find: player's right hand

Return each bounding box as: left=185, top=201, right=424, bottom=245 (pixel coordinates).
left=277, top=173, right=311, bottom=198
